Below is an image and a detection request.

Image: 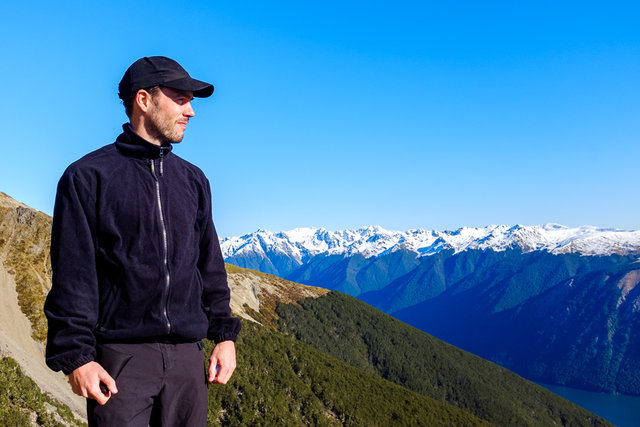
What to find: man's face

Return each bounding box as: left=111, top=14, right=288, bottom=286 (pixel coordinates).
left=145, top=87, right=195, bottom=145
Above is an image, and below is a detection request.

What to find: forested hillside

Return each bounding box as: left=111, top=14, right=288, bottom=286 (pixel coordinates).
left=276, top=291, right=609, bottom=426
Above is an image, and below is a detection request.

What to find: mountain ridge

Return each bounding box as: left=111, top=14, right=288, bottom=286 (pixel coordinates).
left=222, top=224, right=640, bottom=274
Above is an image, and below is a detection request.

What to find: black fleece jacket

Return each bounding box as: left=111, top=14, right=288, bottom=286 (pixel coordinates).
left=45, top=124, right=240, bottom=375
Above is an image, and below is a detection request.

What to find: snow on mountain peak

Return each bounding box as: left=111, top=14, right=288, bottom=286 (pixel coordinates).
left=221, top=224, right=640, bottom=261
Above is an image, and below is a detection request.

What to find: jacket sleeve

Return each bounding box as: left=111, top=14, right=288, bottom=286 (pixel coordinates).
left=44, top=169, right=99, bottom=375
left=198, top=178, right=241, bottom=343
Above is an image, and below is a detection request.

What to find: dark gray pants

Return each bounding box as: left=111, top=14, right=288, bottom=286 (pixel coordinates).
left=87, top=342, right=207, bottom=427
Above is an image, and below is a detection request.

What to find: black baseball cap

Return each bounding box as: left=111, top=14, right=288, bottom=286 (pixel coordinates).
left=118, top=56, right=214, bottom=100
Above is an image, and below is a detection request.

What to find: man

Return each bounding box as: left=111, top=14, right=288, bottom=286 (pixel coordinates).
left=44, top=56, right=241, bottom=426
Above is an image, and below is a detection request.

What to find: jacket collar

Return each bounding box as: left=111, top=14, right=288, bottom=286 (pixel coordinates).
left=115, top=123, right=174, bottom=159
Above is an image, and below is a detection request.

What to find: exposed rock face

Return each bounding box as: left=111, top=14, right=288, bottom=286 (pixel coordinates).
left=227, top=264, right=329, bottom=326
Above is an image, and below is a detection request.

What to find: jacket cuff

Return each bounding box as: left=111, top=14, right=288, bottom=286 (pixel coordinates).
left=59, top=353, right=96, bottom=376
left=208, top=318, right=241, bottom=343
left=211, top=333, right=238, bottom=343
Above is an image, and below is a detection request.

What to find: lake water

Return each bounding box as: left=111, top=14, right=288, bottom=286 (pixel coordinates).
left=540, top=383, right=640, bottom=427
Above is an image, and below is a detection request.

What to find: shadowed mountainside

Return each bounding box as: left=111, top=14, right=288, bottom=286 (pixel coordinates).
left=224, top=227, right=640, bottom=394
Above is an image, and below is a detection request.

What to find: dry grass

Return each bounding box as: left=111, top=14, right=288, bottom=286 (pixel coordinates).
left=226, top=263, right=329, bottom=328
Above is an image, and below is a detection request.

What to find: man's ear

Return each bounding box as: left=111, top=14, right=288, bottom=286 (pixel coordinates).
left=135, top=89, right=152, bottom=113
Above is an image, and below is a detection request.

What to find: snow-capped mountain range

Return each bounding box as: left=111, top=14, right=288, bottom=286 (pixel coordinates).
left=221, top=223, right=640, bottom=396
left=221, top=224, right=640, bottom=262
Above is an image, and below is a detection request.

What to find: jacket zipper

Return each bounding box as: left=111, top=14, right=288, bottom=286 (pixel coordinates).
left=150, top=151, right=172, bottom=334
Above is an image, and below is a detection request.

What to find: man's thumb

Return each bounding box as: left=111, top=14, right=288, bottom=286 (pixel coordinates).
left=98, top=370, right=118, bottom=394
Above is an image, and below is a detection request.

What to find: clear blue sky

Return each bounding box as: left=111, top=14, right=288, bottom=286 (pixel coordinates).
left=1, top=1, right=638, bottom=237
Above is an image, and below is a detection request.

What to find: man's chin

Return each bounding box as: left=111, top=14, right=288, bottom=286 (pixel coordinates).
left=173, top=130, right=186, bottom=143
left=168, top=132, right=185, bottom=144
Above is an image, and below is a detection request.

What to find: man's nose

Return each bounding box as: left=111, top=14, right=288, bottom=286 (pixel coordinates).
left=184, top=102, right=195, bottom=117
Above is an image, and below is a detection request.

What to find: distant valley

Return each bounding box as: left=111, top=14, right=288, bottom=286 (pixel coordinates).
left=222, top=225, right=640, bottom=395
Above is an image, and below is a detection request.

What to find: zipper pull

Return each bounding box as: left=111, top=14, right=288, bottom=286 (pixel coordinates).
left=159, top=149, right=164, bottom=177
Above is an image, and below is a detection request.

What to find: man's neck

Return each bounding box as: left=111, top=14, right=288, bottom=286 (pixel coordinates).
left=129, top=118, right=162, bottom=146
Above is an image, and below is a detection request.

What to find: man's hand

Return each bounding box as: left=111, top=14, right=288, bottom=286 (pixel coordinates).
left=68, top=361, right=117, bottom=405
left=208, top=340, right=236, bottom=384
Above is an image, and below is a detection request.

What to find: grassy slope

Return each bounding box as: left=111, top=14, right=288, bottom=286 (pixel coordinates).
left=276, top=291, right=612, bottom=427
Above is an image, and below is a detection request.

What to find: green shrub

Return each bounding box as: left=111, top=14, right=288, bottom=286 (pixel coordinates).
left=0, top=357, right=84, bottom=427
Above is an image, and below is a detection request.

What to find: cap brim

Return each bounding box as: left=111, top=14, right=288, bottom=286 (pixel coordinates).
left=162, top=77, right=214, bottom=98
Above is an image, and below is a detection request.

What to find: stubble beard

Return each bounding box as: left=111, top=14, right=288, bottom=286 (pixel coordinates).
left=146, top=104, right=185, bottom=145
